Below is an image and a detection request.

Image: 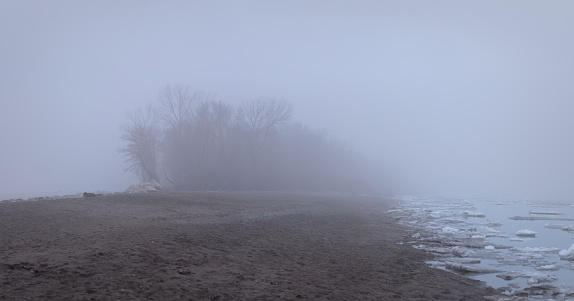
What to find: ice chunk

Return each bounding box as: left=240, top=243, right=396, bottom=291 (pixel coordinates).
left=445, top=261, right=500, bottom=273
left=481, top=227, right=501, bottom=233
left=441, top=226, right=460, bottom=233
left=529, top=210, right=564, bottom=215
left=496, top=271, right=557, bottom=284
left=516, top=229, right=537, bottom=237
left=413, top=245, right=452, bottom=254
left=559, top=243, right=574, bottom=260
left=556, top=284, right=574, bottom=295
left=451, top=246, right=471, bottom=257
left=513, top=247, right=559, bottom=253
left=527, top=274, right=557, bottom=285
left=443, top=258, right=481, bottom=264
left=485, top=245, right=495, bottom=250
left=426, top=261, right=444, bottom=268
left=536, top=265, right=559, bottom=271
left=485, top=220, right=502, bottom=227
left=562, top=224, right=574, bottom=231
left=463, top=211, right=486, bottom=218
left=544, top=223, right=566, bottom=229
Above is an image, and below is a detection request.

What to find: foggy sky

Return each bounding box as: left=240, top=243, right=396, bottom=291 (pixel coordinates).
left=2, top=1, right=574, bottom=199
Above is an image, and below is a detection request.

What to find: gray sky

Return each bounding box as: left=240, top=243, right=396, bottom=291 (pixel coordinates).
left=1, top=1, right=574, bottom=199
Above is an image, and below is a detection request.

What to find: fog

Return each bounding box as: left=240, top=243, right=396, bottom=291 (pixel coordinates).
left=2, top=1, right=574, bottom=199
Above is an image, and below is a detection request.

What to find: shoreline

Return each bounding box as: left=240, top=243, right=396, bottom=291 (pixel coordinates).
left=0, top=191, right=498, bottom=300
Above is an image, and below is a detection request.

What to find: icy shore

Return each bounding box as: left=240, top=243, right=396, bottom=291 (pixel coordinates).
left=391, top=196, right=574, bottom=299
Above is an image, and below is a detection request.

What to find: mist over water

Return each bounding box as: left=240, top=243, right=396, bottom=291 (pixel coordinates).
left=2, top=1, right=574, bottom=199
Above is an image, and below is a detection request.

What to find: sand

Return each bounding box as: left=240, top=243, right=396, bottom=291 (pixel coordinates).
left=0, top=191, right=498, bottom=300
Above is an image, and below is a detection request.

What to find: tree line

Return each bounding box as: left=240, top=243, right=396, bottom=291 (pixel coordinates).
left=120, top=84, right=384, bottom=193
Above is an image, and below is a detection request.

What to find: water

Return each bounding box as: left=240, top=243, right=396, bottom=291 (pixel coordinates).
left=392, top=196, right=574, bottom=299
left=0, top=191, right=101, bottom=202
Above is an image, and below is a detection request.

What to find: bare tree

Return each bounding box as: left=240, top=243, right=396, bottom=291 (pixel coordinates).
left=157, top=84, right=200, bottom=131
left=119, top=104, right=161, bottom=182
left=190, top=100, right=234, bottom=189
left=193, top=101, right=233, bottom=161
left=236, top=97, right=294, bottom=188
left=194, top=100, right=233, bottom=149
left=157, top=84, right=216, bottom=189
left=120, top=85, right=384, bottom=193
left=237, top=97, right=294, bottom=149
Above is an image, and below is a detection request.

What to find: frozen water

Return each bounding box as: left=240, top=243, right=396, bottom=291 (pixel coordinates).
left=441, top=226, right=461, bottom=233
left=513, top=247, right=559, bottom=253
left=392, top=196, right=574, bottom=299
left=529, top=210, right=564, bottom=215
left=545, top=223, right=566, bottom=229
left=463, top=211, right=486, bottom=217
left=516, top=229, right=538, bottom=237
left=559, top=244, right=574, bottom=260
left=445, top=261, right=501, bottom=273
left=537, top=264, right=559, bottom=271
left=496, top=270, right=557, bottom=284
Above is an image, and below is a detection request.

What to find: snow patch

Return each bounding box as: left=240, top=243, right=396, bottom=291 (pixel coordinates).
left=125, top=180, right=161, bottom=193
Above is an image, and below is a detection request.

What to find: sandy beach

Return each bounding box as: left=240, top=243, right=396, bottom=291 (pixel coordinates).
left=0, top=192, right=498, bottom=300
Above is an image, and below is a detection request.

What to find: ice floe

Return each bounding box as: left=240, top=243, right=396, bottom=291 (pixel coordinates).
left=544, top=223, right=566, bottom=229
left=485, top=220, right=502, bottom=227
left=510, top=215, right=574, bottom=221
left=515, top=229, right=537, bottom=237
left=463, top=211, right=486, bottom=218
left=445, top=261, right=501, bottom=274
left=556, top=284, right=574, bottom=295
left=529, top=210, right=564, bottom=215
left=496, top=271, right=557, bottom=284
left=452, top=246, right=472, bottom=257
left=536, top=264, right=559, bottom=271
left=559, top=243, right=574, bottom=260
left=441, top=226, right=461, bottom=233
left=512, top=247, right=559, bottom=253
left=444, top=258, right=482, bottom=264
left=392, top=195, right=574, bottom=298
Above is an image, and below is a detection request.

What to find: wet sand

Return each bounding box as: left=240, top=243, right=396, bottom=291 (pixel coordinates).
left=0, top=192, right=498, bottom=300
